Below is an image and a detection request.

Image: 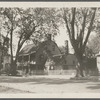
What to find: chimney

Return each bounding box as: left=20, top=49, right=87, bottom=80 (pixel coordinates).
left=65, top=40, right=69, bottom=55
left=47, top=34, right=51, bottom=40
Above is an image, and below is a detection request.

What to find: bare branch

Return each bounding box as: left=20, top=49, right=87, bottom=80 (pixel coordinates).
left=71, top=8, right=76, bottom=40
left=63, top=10, right=72, bottom=41
left=83, top=8, right=96, bottom=50
left=79, top=9, right=88, bottom=50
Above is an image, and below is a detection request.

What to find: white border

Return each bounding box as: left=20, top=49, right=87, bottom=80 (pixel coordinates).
left=0, top=2, right=100, bottom=8
left=1, top=93, right=100, bottom=98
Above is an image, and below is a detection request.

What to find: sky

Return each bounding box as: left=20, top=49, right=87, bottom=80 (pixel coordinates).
left=12, top=26, right=74, bottom=56
left=55, top=27, right=68, bottom=46
left=55, top=26, right=74, bottom=53
left=1, top=2, right=98, bottom=56
left=10, top=26, right=74, bottom=56
left=0, top=18, right=74, bottom=56
left=2, top=21, right=96, bottom=56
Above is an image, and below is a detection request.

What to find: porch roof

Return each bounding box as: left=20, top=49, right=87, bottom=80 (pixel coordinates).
left=19, top=44, right=38, bottom=56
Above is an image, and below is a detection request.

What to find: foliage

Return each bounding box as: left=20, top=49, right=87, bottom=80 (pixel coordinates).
left=0, top=7, right=61, bottom=75
left=87, top=34, right=100, bottom=55
left=63, top=8, right=97, bottom=77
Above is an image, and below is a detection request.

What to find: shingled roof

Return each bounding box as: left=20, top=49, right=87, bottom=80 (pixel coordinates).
left=19, top=40, right=62, bottom=57
left=19, top=44, right=38, bottom=56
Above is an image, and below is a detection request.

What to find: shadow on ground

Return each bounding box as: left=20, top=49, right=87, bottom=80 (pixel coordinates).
left=0, top=76, right=99, bottom=85
left=0, top=86, right=33, bottom=93
left=87, top=84, right=100, bottom=90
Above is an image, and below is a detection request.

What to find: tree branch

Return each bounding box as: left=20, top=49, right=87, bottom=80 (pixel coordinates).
left=71, top=8, right=76, bottom=40
left=79, top=9, right=88, bottom=51
left=63, top=10, right=72, bottom=42
left=83, top=8, right=96, bottom=50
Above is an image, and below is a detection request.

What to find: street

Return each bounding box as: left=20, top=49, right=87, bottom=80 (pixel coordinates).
left=0, top=75, right=100, bottom=94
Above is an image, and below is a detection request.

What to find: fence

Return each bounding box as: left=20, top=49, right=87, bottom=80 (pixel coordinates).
left=47, top=70, right=76, bottom=75
left=17, top=69, right=76, bottom=76
left=17, top=69, right=99, bottom=76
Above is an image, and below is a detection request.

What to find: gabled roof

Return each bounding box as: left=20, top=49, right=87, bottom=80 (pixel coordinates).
left=19, top=44, right=38, bottom=56
left=19, top=40, right=62, bottom=57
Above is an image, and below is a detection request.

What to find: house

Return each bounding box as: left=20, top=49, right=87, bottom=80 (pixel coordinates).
left=63, top=54, right=78, bottom=70
left=18, top=34, right=64, bottom=74
left=18, top=44, right=38, bottom=70
left=18, top=34, right=79, bottom=72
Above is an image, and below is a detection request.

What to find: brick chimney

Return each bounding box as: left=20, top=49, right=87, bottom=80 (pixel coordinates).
left=65, top=40, right=69, bottom=55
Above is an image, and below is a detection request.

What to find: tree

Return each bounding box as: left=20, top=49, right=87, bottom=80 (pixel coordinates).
left=15, top=8, right=60, bottom=63
left=63, top=8, right=96, bottom=77
left=1, top=8, right=60, bottom=75
left=29, top=8, right=60, bottom=43
left=86, top=26, right=100, bottom=55
left=14, top=8, right=37, bottom=64
left=85, top=46, right=95, bottom=58
left=1, top=8, right=19, bottom=75
left=59, top=40, right=69, bottom=54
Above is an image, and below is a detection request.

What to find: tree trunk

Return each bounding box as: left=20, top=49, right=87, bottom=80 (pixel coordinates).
left=11, top=48, right=21, bottom=76
left=79, top=61, right=84, bottom=77
left=10, top=60, right=17, bottom=76
left=75, top=54, right=84, bottom=77
left=10, top=30, right=17, bottom=75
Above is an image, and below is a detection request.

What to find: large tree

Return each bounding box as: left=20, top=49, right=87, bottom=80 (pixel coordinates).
left=1, top=8, right=19, bottom=75
left=15, top=8, right=60, bottom=63
left=63, top=8, right=96, bottom=77
left=1, top=8, right=60, bottom=75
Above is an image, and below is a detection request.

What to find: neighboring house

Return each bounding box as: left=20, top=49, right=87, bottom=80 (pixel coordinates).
left=63, top=54, right=78, bottom=70
left=3, top=55, right=11, bottom=70
left=96, top=54, right=100, bottom=72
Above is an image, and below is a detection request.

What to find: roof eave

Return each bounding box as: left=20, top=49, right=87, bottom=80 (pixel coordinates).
left=19, top=51, right=36, bottom=56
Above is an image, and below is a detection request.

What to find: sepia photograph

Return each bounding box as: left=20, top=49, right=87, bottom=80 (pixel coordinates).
left=0, top=1, right=100, bottom=98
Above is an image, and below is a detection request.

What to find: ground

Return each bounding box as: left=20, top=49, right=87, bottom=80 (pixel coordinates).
left=0, top=75, right=100, bottom=95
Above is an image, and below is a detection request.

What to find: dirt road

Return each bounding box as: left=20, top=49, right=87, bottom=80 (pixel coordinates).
left=0, top=75, right=100, bottom=94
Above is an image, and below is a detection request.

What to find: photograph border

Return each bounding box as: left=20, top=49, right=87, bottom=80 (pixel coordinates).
left=0, top=1, right=100, bottom=99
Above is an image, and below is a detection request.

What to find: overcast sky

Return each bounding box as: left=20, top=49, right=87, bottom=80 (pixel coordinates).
left=0, top=2, right=98, bottom=56
left=55, top=26, right=74, bottom=53
left=12, top=26, right=74, bottom=56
